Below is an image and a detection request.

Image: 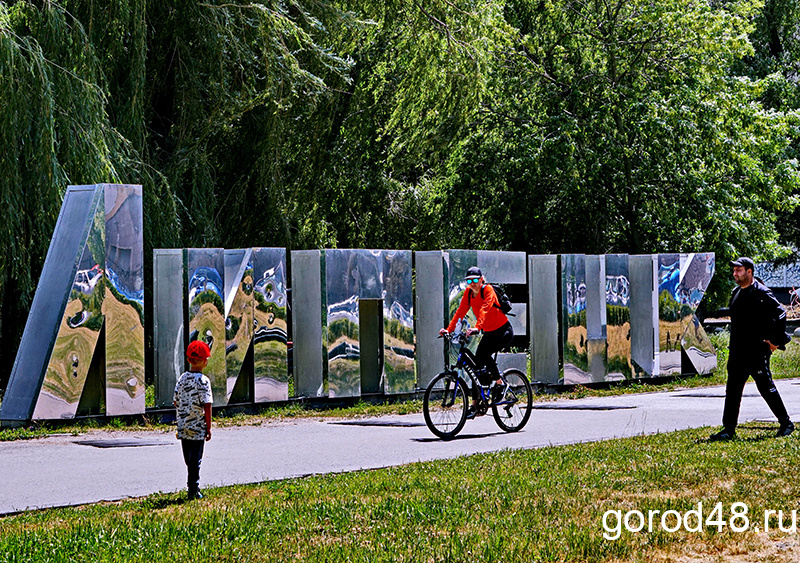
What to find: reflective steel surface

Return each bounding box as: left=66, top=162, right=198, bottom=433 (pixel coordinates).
left=657, top=253, right=716, bottom=375
left=252, top=248, right=288, bottom=402
left=8, top=239, right=722, bottom=423
left=585, top=255, right=607, bottom=382
left=224, top=249, right=254, bottom=403
left=153, top=249, right=185, bottom=408
left=446, top=250, right=480, bottom=359
left=33, top=188, right=106, bottom=419
left=529, top=255, right=559, bottom=384
left=186, top=248, right=227, bottom=405
left=629, top=254, right=659, bottom=377
left=103, top=185, right=145, bottom=415
left=658, top=253, right=683, bottom=375
left=323, top=249, right=415, bottom=397
left=381, top=250, right=414, bottom=394
left=561, top=254, right=590, bottom=383
left=678, top=253, right=716, bottom=375
left=325, top=249, right=374, bottom=397
left=290, top=250, right=325, bottom=397
left=605, top=254, right=631, bottom=380
left=446, top=250, right=479, bottom=331
left=477, top=250, right=527, bottom=285
left=415, top=252, right=446, bottom=389
left=1, top=186, right=99, bottom=423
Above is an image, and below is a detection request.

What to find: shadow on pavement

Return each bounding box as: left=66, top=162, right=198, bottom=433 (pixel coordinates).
left=412, top=430, right=509, bottom=443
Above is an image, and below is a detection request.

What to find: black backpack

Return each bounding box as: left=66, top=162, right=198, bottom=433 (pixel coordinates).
left=468, top=283, right=514, bottom=316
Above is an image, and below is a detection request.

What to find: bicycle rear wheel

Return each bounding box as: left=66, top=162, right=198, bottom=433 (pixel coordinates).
left=492, top=368, right=532, bottom=432
left=423, top=372, right=468, bottom=439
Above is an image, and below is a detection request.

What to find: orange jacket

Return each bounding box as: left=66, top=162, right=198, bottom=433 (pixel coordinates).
left=447, top=284, right=509, bottom=333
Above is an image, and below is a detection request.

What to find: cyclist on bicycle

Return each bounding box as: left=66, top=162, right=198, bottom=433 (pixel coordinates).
left=439, top=266, right=514, bottom=417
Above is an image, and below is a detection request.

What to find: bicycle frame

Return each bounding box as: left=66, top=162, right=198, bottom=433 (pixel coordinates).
left=444, top=333, right=508, bottom=406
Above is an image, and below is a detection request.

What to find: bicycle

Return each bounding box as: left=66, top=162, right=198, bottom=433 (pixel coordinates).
left=422, top=329, right=533, bottom=439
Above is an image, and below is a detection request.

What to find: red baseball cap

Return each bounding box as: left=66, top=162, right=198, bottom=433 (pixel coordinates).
left=186, top=340, right=211, bottom=363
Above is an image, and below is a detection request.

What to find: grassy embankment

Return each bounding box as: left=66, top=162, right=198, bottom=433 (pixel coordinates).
left=3, top=422, right=800, bottom=561
left=0, top=336, right=798, bottom=561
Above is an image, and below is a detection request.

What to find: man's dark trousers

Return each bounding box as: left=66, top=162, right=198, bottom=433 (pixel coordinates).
left=722, top=357, right=790, bottom=431
left=181, top=439, right=205, bottom=497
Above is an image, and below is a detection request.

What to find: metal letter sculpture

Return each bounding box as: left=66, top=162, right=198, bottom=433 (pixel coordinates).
left=223, top=249, right=254, bottom=403
left=252, top=248, right=289, bottom=402
left=658, top=253, right=716, bottom=376
left=1, top=185, right=144, bottom=424
left=4, top=190, right=721, bottom=426
left=324, top=249, right=414, bottom=398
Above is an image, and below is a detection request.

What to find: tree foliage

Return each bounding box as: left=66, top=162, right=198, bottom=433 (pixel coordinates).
left=1, top=0, right=799, bottom=388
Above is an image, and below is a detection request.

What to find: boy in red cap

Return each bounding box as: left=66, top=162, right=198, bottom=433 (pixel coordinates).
left=173, top=340, right=213, bottom=499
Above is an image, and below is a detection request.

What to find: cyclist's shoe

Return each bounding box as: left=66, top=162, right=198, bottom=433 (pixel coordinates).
left=491, top=382, right=507, bottom=403
left=466, top=405, right=478, bottom=420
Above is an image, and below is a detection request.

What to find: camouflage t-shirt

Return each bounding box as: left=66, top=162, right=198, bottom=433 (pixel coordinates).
left=173, top=371, right=213, bottom=440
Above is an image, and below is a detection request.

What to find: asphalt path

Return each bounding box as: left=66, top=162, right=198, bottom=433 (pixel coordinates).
left=3, top=378, right=800, bottom=515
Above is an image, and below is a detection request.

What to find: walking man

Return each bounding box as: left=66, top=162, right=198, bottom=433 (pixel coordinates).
left=710, top=257, right=793, bottom=441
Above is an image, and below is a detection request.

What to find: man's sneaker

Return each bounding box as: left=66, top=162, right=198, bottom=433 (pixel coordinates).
left=777, top=421, right=795, bottom=437
left=466, top=405, right=477, bottom=420
left=709, top=429, right=736, bottom=441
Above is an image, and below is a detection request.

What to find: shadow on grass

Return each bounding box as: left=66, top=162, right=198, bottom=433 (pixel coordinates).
left=695, top=423, right=792, bottom=444
left=137, top=493, right=194, bottom=510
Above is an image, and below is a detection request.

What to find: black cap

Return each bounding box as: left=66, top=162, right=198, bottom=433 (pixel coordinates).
left=730, top=257, right=755, bottom=271
left=465, top=266, right=482, bottom=278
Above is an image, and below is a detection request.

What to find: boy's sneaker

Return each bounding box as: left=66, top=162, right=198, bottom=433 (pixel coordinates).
left=777, top=422, right=795, bottom=437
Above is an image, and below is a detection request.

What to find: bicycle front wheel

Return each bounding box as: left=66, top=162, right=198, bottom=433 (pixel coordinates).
left=492, top=368, right=532, bottom=432
left=423, top=372, right=468, bottom=439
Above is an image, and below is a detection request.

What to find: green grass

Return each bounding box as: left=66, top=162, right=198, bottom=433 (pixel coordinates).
left=3, top=423, right=800, bottom=561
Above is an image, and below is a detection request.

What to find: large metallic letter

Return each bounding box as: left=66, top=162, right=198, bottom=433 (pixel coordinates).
left=323, top=249, right=415, bottom=397
left=291, top=250, right=325, bottom=397
left=605, top=254, right=631, bottom=380
left=104, top=185, right=145, bottom=415
left=561, top=254, right=589, bottom=383
left=529, top=255, right=559, bottom=384
left=186, top=248, right=226, bottom=405
left=415, top=251, right=446, bottom=389
left=252, top=247, right=288, bottom=402
left=2, top=184, right=145, bottom=424
left=153, top=249, right=185, bottom=407
left=224, top=249, right=254, bottom=403
left=31, top=188, right=106, bottom=419
left=658, top=253, right=716, bottom=375
left=629, top=254, right=659, bottom=377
